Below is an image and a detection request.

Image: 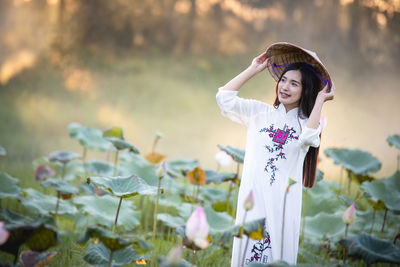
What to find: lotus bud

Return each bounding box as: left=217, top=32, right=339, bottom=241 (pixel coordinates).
left=0, top=221, right=9, bottom=245
left=244, top=190, right=254, bottom=211
left=156, top=161, right=166, bottom=179
left=166, top=245, right=183, bottom=264
left=155, top=131, right=164, bottom=140
left=185, top=206, right=209, bottom=249
left=342, top=202, right=356, bottom=225
left=215, top=151, right=233, bottom=166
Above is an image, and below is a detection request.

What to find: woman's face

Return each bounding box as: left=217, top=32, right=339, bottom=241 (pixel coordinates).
left=277, top=70, right=302, bottom=112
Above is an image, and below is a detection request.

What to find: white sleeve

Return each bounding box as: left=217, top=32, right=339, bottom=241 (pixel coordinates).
left=299, top=123, right=323, bottom=150
left=216, top=87, right=270, bottom=127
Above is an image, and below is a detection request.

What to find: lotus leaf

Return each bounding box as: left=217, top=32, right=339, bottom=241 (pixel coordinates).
left=104, top=137, right=140, bottom=153
left=20, top=188, right=78, bottom=216
left=159, top=257, right=191, bottom=267
left=204, top=206, right=234, bottom=234
left=361, top=177, right=400, bottom=212
left=166, top=159, right=199, bottom=178
left=77, top=226, right=131, bottom=251
left=87, top=175, right=159, bottom=198
left=48, top=150, right=81, bottom=164
left=86, top=160, right=114, bottom=177
left=0, top=209, right=53, bottom=227
left=304, top=181, right=345, bottom=216
left=157, top=213, right=185, bottom=229
left=199, top=187, right=227, bottom=204
left=205, top=169, right=236, bottom=184
left=41, top=178, right=79, bottom=195
left=0, top=145, right=6, bottom=156
left=103, top=126, right=124, bottom=139
left=304, top=212, right=345, bottom=240
left=338, top=233, right=400, bottom=265
left=0, top=222, right=58, bottom=258
left=218, top=218, right=265, bottom=247
left=324, top=148, right=381, bottom=175
left=387, top=134, right=400, bottom=150
left=83, top=242, right=145, bottom=267
left=118, top=153, right=159, bottom=185
left=73, top=195, right=141, bottom=231
left=68, top=123, right=111, bottom=151
left=217, top=145, right=245, bottom=163
left=0, top=171, right=23, bottom=199
left=316, top=169, right=324, bottom=182
left=20, top=250, right=57, bottom=267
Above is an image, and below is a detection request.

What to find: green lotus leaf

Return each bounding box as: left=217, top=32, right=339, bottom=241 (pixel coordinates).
left=73, top=195, right=140, bottom=231
left=324, top=148, right=381, bottom=175
left=381, top=170, right=400, bottom=192
left=387, top=134, right=400, bottom=150
left=0, top=209, right=53, bottom=226
left=68, top=123, right=111, bottom=151
left=157, top=213, right=185, bottom=229
left=0, top=171, right=23, bottom=199
left=20, top=188, right=78, bottom=216
left=86, top=160, right=114, bottom=177
left=361, top=175, right=400, bottom=211
left=199, top=187, right=227, bottom=204
left=217, top=145, right=245, bottom=164
left=63, top=161, right=85, bottom=181
left=83, top=243, right=142, bottom=267
left=0, top=145, right=6, bottom=156
left=304, top=181, right=345, bottom=216
left=41, top=178, right=79, bottom=195
left=159, top=257, right=191, bottom=267
left=0, top=222, right=58, bottom=258
left=48, top=150, right=81, bottom=164
left=87, top=175, right=159, bottom=198
left=20, top=250, right=57, bottom=267
left=77, top=226, right=130, bottom=251
left=338, top=233, right=400, bottom=265
left=104, top=137, right=140, bottom=153
left=118, top=154, right=159, bottom=186
left=304, top=212, right=345, bottom=240
left=316, top=169, right=324, bottom=182
left=218, top=218, right=265, bottom=247
left=204, top=206, right=234, bottom=234
left=166, top=159, right=199, bottom=178
left=205, top=169, right=236, bottom=184
left=103, top=126, right=124, bottom=139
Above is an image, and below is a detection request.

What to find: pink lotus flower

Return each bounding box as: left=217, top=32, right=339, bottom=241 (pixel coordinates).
left=244, top=190, right=254, bottom=211
left=215, top=151, right=232, bottom=166
left=342, top=202, right=356, bottom=225
left=185, top=206, right=209, bottom=249
left=35, top=164, right=54, bottom=181
left=0, top=221, right=9, bottom=245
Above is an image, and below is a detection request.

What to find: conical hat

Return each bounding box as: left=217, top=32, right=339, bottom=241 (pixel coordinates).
left=266, top=42, right=332, bottom=91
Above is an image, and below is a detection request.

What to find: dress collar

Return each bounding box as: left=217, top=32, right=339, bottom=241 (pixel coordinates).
left=277, top=103, right=299, bottom=118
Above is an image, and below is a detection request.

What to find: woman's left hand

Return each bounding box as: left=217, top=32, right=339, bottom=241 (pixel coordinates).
left=317, top=82, right=335, bottom=102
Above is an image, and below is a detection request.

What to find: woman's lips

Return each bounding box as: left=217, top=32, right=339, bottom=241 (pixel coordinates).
left=280, top=92, right=290, bottom=99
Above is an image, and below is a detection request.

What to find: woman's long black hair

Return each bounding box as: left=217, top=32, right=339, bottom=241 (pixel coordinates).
left=273, top=62, right=322, bottom=188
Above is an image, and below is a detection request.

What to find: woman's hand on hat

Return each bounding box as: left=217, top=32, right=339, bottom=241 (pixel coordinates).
left=317, top=82, right=335, bottom=102
left=249, top=51, right=269, bottom=73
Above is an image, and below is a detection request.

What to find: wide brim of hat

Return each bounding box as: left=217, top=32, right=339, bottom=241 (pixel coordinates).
left=265, top=42, right=331, bottom=90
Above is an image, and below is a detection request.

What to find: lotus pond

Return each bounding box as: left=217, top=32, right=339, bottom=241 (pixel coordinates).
left=0, top=124, right=399, bottom=267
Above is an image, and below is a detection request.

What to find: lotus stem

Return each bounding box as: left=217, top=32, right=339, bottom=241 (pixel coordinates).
left=152, top=175, right=162, bottom=244
left=112, top=197, right=123, bottom=233
left=397, top=153, right=399, bottom=171
left=281, top=190, right=288, bottom=260
left=370, top=210, right=376, bottom=234
left=108, top=250, right=113, bottom=267
left=340, top=166, right=344, bottom=191
left=225, top=182, right=233, bottom=211
left=300, top=189, right=308, bottom=244
left=192, top=184, right=196, bottom=203
left=190, top=250, right=196, bottom=265
left=216, top=162, right=221, bottom=172
left=61, top=162, right=66, bottom=180
left=113, top=150, right=119, bottom=177
left=344, top=224, right=349, bottom=238
left=242, top=235, right=250, bottom=267
left=82, top=147, right=88, bottom=177
left=381, top=208, right=388, bottom=234
left=55, top=191, right=61, bottom=222
left=347, top=170, right=351, bottom=195
left=238, top=211, right=247, bottom=266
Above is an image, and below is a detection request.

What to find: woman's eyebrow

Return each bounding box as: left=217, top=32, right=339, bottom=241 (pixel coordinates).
left=282, top=75, right=300, bottom=85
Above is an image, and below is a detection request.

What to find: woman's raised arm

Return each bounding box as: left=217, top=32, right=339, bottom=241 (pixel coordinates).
left=220, top=51, right=269, bottom=91
left=306, top=83, right=335, bottom=129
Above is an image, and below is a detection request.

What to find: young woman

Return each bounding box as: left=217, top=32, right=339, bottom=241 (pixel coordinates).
left=216, top=42, right=334, bottom=266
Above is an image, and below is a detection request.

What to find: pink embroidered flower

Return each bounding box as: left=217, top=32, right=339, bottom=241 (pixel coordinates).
left=270, top=158, right=274, bottom=162
left=295, top=136, right=298, bottom=140
left=269, top=134, right=273, bottom=137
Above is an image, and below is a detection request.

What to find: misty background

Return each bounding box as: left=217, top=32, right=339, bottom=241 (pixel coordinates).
left=0, top=0, right=399, bottom=181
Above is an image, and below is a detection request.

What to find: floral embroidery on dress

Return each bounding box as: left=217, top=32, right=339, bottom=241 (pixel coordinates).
left=259, top=124, right=299, bottom=185
left=245, top=232, right=272, bottom=265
